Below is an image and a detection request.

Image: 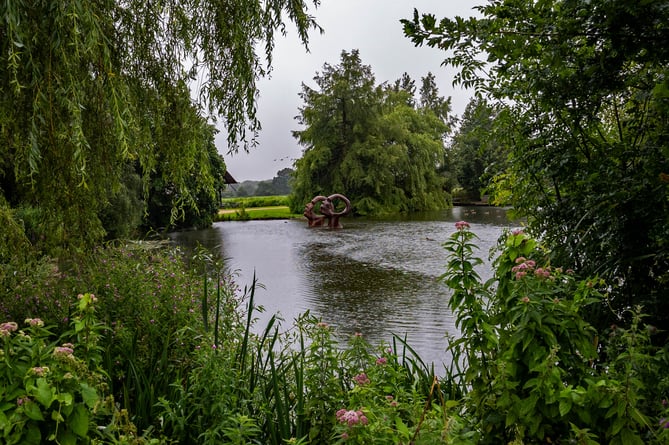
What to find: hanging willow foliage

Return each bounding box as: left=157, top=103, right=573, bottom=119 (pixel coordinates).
left=0, top=0, right=322, bottom=252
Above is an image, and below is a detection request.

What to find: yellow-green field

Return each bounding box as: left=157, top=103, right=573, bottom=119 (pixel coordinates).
left=216, top=205, right=302, bottom=221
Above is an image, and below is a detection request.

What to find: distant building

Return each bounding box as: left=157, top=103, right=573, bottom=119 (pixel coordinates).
left=224, top=171, right=238, bottom=185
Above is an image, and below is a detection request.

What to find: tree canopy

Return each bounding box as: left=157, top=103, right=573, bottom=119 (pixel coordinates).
left=448, top=98, right=507, bottom=202
left=290, top=50, right=450, bottom=215
left=0, top=0, right=321, bottom=253
left=403, top=1, right=669, bottom=334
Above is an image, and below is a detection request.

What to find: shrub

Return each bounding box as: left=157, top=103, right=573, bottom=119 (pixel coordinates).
left=2, top=242, right=212, bottom=433
left=440, top=222, right=669, bottom=444
left=0, top=294, right=145, bottom=444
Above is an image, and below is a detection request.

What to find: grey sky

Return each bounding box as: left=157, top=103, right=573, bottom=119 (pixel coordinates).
left=221, top=0, right=482, bottom=181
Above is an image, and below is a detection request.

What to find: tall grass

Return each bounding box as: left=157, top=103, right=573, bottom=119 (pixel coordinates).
left=2, top=241, right=452, bottom=443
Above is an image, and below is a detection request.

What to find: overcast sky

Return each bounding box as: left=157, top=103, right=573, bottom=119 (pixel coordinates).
left=221, top=0, right=483, bottom=181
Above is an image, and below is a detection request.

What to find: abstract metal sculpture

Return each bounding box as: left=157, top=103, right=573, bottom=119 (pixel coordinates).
left=303, top=194, right=351, bottom=229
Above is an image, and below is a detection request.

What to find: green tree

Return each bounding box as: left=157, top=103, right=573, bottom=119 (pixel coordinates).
left=392, top=72, right=417, bottom=108
left=98, top=163, right=144, bottom=240
left=419, top=72, right=452, bottom=125
left=254, top=180, right=275, bottom=196
left=144, top=122, right=227, bottom=231
left=290, top=50, right=449, bottom=215
left=272, top=167, right=293, bottom=195
left=403, top=1, right=669, bottom=336
left=450, top=98, right=507, bottom=202
left=0, top=0, right=321, bottom=254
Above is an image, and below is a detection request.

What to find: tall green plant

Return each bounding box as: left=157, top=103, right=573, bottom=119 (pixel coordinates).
left=440, top=222, right=669, bottom=444
left=403, top=0, right=669, bottom=339
left=0, top=294, right=149, bottom=444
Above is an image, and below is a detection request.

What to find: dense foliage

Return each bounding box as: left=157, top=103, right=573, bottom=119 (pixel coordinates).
left=439, top=223, right=669, bottom=444
left=403, top=0, right=669, bottom=337
left=448, top=98, right=507, bottom=202
left=290, top=50, right=451, bottom=215
left=0, top=0, right=321, bottom=253
left=1, top=242, right=452, bottom=444
left=3, top=223, right=668, bottom=444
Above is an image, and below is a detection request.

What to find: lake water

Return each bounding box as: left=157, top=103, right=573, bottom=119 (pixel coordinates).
left=170, top=206, right=517, bottom=369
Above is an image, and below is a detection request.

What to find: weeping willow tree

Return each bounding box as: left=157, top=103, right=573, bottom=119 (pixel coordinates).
left=0, top=0, right=321, bottom=254
left=290, top=50, right=450, bottom=216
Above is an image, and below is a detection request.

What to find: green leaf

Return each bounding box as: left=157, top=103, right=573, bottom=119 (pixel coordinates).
left=0, top=409, right=8, bottom=429
left=33, top=378, right=55, bottom=408
left=23, top=423, right=42, bottom=445
left=559, top=398, right=572, bottom=416
left=79, top=382, right=98, bottom=409
left=619, top=427, right=644, bottom=445
left=23, top=401, right=44, bottom=421
left=69, top=405, right=89, bottom=437
left=611, top=416, right=624, bottom=435
left=395, top=417, right=410, bottom=437
left=51, top=409, right=64, bottom=422
left=57, top=430, right=78, bottom=445
left=57, top=392, right=74, bottom=407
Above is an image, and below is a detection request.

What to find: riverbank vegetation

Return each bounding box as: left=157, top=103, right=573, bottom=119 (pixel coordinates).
left=1, top=242, right=451, bottom=444
left=3, top=225, right=668, bottom=444
left=217, top=205, right=297, bottom=221
left=217, top=196, right=299, bottom=221
left=2, top=0, right=669, bottom=443
left=220, top=196, right=291, bottom=210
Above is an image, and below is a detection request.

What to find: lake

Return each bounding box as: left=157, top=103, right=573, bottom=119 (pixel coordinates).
left=170, top=206, right=517, bottom=369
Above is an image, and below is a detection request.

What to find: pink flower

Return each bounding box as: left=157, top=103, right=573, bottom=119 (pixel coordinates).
left=455, top=221, right=470, bottom=231
left=534, top=268, right=551, bottom=279
left=1, top=321, right=18, bottom=333
left=336, top=409, right=368, bottom=426
left=30, top=367, right=48, bottom=376
left=375, top=357, right=387, bottom=365
left=512, top=263, right=529, bottom=272
left=25, top=318, right=44, bottom=327
left=353, top=373, right=370, bottom=385
left=316, top=322, right=329, bottom=329
left=521, top=296, right=530, bottom=304
left=54, top=346, right=74, bottom=357
left=512, top=228, right=524, bottom=236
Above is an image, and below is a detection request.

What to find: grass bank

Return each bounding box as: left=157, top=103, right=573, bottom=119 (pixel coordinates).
left=217, top=195, right=302, bottom=221
left=216, top=205, right=301, bottom=221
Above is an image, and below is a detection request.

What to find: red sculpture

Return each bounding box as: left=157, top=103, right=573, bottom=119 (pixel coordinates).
left=304, top=194, right=351, bottom=228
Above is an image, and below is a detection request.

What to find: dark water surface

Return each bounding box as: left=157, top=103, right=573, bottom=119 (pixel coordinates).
left=170, top=206, right=517, bottom=369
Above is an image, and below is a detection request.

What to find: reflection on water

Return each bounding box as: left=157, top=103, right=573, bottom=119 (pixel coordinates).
left=170, top=206, right=517, bottom=369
